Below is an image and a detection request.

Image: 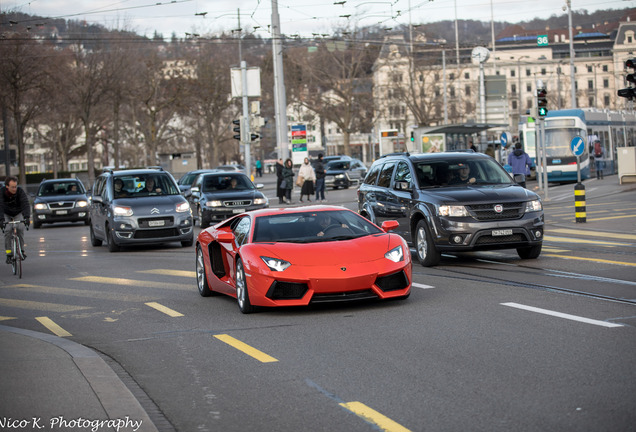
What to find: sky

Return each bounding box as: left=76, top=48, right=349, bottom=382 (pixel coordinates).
left=2, top=0, right=634, bottom=39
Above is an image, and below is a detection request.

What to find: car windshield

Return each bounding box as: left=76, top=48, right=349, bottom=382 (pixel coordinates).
left=414, top=158, right=514, bottom=187
left=253, top=210, right=383, bottom=243
left=178, top=173, right=198, bottom=186
left=327, top=161, right=350, bottom=170
left=113, top=174, right=179, bottom=197
left=202, top=175, right=254, bottom=192
left=38, top=182, right=83, bottom=196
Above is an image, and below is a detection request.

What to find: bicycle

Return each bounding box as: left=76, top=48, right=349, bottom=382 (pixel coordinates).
left=2, top=219, right=28, bottom=278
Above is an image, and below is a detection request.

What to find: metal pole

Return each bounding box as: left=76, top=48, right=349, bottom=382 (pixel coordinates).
left=237, top=11, right=252, bottom=177
left=567, top=0, right=576, bottom=108
left=540, top=118, right=549, bottom=201
left=454, top=0, right=460, bottom=67
left=443, top=50, right=448, bottom=124
left=490, top=0, right=496, bottom=74
left=271, top=0, right=289, bottom=160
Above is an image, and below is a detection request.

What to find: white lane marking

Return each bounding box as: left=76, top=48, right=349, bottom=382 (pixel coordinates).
left=501, top=302, right=624, bottom=328
left=412, top=282, right=435, bottom=289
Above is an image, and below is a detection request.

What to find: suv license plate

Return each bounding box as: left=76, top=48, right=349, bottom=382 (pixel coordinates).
left=56, top=210, right=68, bottom=215
left=492, top=229, right=513, bottom=236
left=232, top=209, right=246, bottom=214
left=149, top=220, right=165, bottom=227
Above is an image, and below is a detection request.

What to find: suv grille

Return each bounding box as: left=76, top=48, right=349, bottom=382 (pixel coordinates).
left=49, top=201, right=74, bottom=210
left=224, top=200, right=251, bottom=207
left=134, top=228, right=180, bottom=239
left=466, top=202, right=524, bottom=221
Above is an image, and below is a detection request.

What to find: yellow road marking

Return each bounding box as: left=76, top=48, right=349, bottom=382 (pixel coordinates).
left=145, top=302, right=184, bottom=317
left=0, top=298, right=90, bottom=312
left=544, top=254, right=636, bottom=267
left=549, top=228, right=636, bottom=241
left=137, top=269, right=196, bottom=278
left=213, top=334, right=278, bottom=363
left=70, top=276, right=191, bottom=291
left=2, top=284, right=154, bottom=302
left=541, top=247, right=570, bottom=253
left=36, top=316, right=72, bottom=337
left=586, top=214, right=636, bottom=222
left=543, top=235, right=629, bottom=246
left=340, top=401, right=412, bottom=432
left=0, top=316, right=15, bottom=321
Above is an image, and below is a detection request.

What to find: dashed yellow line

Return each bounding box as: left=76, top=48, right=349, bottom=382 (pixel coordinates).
left=0, top=316, right=15, bottom=321
left=36, top=316, right=72, bottom=337
left=145, top=302, right=184, bottom=317
left=543, top=235, right=630, bottom=246
left=70, top=276, right=191, bottom=291
left=340, top=401, right=412, bottom=432
left=549, top=228, right=636, bottom=241
left=214, top=334, right=278, bottom=363
left=137, top=269, right=196, bottom=278
left=543, top=254, right=636, bottom=267
left=0, top=298, right=90, bottom=312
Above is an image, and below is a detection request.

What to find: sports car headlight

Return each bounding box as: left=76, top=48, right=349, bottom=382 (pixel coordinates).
left=34, top=203, right=48, bottom=210
left=261, top=256, right=291, bottom=272
left=385, top=245, right=404, bottom=263
left=76, top=200, right=88, bottom=208
left=525, top=199, right=542, bottom=213
left=438, top=205, right=469, bottom=217
left=206, top=200, right=223, bottom=208
left=176, top=202, right=190, bottom=212
left=253, top=197, right=268, bottom=205
left=113, top=205, right=133, bottom=217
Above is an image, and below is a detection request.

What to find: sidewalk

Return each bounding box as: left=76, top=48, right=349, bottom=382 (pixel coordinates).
left=0, top=324, right=159, bottom=432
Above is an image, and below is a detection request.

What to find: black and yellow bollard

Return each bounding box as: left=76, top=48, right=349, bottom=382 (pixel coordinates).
left=574, top=182, right=586, bottom=223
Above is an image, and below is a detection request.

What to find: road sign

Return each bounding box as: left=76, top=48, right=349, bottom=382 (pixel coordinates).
left=500, top=132, right=511, bottom=148
left=537, top=35, right=548, bottom=47
left=570, top=136, right=585, bottom=157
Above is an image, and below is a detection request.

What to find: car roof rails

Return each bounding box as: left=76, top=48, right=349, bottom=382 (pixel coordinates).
left=102, top=168, right=114, bottom=174
left=379, top=152, right=410, bottom=159
left=147, top=166, right=164, bottom=171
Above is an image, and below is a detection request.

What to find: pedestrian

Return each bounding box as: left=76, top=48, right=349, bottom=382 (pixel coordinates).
left=275, top=158, right=285, bottom=204
left=593, top=140, right=604, bottom=179
left=314, top=153, right=326, bottom=202
left=297, top=157, right=316, bottom=202
left=255, top=159, right=263, bottom=177
left=469, top=139, right=477, bottom=152
left=507, top=142, right=533, bottom=188
left=0, top=176, right=31, bottom=263
left=282, top=158, right=294, bottom=203
left=485, top=144, right=495, bottom=158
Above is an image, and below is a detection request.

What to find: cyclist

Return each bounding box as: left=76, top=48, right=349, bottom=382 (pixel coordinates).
left=0, top=176, right=31, bottom=263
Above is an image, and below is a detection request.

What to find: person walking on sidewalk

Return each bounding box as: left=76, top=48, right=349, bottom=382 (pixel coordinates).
left=0, top=176, right=31, bottom=263
left=297, top=157, right=316, bottom=203
left=593, top=140, right=604, bottom=179
left=507, top=142, right=533, bottom=188
left=275, top=158, right=285, bottom=204
left=314, top=153, right=326, bottom=202
left=282, top=158, right=295, bottom=204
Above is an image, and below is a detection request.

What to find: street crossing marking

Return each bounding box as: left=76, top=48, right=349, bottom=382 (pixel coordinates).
left=137, top=269, right=196, bottom=278
left=412, top=283, right=434, bottom=289
left=36, top=316, right=72, bottom=337
left=70, top=276, right=191, bottom=291
left=501, top=302, right=624, bottom=328
left=3, top=284, right=155, bottom=302
left=145, top=302, right=184, bottom=317
left=549, top=228, right=636, bottom=241
left=214, top=334, right=278, bottom=363
left=543, top=254, right=636, bottom=267
left=340, top=401, right=412, bottom=432
left=543, top=235, right=630, bottom=246
left=0, top=298, right=91, bottom=312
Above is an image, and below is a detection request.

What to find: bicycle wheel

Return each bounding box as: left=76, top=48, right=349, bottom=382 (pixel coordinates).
left=11, top=236, right=17, bottom=276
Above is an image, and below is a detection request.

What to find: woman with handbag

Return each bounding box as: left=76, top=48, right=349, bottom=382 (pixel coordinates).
left=282, top=158, right=295, bottom=204
left=297, top=157, right=316, bottom=203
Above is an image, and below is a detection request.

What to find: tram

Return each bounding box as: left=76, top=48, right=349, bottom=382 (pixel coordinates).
left=541, top=109, right=636, bottom=182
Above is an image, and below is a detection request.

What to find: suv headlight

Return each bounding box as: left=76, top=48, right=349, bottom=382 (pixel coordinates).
left=113, top=205, right=133, bottom=217
left=385, top=245, right=404, bottom=263
left=525, top=199, right=542, bottom=213
left=254, top=197, right=268, bottom=205
left=206, top=200, right=223, bottom=208
left=438, top=205, right=469, bottom=217
left=261, top=256, right=291, bottom=272
left=76, top=200, right=88, bottom=208
left=34, top=203, right=48, bottom=210
left=176, top=202, right=190, bottom=212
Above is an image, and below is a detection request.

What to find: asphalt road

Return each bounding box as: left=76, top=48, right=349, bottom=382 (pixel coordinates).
left=1, top=175, right=635, bottom=432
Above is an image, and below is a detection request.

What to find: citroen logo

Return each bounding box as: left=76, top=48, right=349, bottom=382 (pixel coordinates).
left=493, top=204, right=503, bottom=213
left=150, top=208, right=160, bottom=214
left=341, top=267, right=347, bottom=271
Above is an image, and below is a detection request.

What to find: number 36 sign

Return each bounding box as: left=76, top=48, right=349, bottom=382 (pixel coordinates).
left=537, top=35, right=549, bottom=47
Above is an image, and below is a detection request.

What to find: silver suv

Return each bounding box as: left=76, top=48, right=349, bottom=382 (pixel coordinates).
left=89, top=168, right=193, bottom=252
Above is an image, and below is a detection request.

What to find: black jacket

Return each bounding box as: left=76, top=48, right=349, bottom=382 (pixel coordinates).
left=0, top=186, right=31, bottom=219
left=314, top=160, right=326, bottom=179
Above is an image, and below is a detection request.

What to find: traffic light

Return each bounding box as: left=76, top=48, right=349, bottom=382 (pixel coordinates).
left=250, top=132, right=260, bottom=141
left=410, top=131, right=414, bottom=142
left=232, top=119, right=241, bottom=141
left=618, top=58, right=636, bottom=101
left=536, top=88, right=548, bottom=117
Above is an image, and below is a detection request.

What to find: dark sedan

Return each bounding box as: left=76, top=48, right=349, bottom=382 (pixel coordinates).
left=32, top=179, right=90, bottom=228
left=187, top=172, right=268, bottom=228
left=324, top=158, right=367, bottom=189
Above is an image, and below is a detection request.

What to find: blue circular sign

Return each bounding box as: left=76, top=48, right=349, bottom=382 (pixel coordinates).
left=570, top=136, right=585, bottom=157
left=500, top=132, right=511, bottom=148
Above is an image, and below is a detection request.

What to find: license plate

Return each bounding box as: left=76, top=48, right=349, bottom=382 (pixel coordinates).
left=492, top=229, right=513, bottom=236
left=148, top=220, right=165, bottom=227
left=56, top=210, right=68, bottom=215
left=232, top=209, right=246, bottom=214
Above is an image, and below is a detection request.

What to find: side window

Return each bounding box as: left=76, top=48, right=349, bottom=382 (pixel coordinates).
left=363, top=163, right=382, bottom=185
left=233, top=216, right=251, bottom=247
left=377, top=161, right=396, bottom=188
left=394, top=162, right=412, bottom=186
left=93, top=177, right=105, bottom=197
left=103, top=178, right=113, bottom=201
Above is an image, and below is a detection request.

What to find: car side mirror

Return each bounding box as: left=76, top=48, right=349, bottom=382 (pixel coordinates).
left=256, top=183, right=264, bottom=189
left=394, top=181, right=412, bottom=192
left=217, top=231, right=235, bottom=243
left=381, top=220, right=399, bottom=232
left=92, top=195, right=103, bottom=204
left=191, top=187, right=200, bottom=193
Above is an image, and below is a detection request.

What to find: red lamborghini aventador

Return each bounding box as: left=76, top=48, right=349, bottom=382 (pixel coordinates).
left=195, top=205, right=412, bottom=313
